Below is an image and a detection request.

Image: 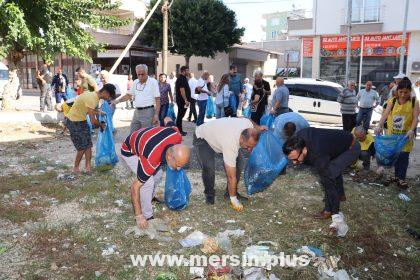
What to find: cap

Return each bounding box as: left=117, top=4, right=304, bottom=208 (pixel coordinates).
left=393, top=73, right=406, bottom=79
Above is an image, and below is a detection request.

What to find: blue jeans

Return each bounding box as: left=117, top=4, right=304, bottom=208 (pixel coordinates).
left=394, top=152, right=410, bottom=180
left=356, top=107, right=373, bottom=131
left=196, top=100, right=207, bottom=126
left=159, top=104, right=169, bottom=126
left=216, top=103, right=225, bottom=118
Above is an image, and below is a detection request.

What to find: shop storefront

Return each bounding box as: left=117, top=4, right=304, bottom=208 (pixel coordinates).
left=302, top=33, right=409, bottom=90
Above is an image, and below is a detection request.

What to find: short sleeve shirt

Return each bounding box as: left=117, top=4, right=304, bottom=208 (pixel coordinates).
left=195, top=118, right=253, bottom=167
left=67, top=91, right=99, bottom=122
left=175, top=75, right=191, bottom=102
left=128, top=77, right=160, bottom=108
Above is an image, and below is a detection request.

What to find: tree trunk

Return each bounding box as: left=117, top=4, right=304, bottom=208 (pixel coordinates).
left=184, top=55, right=190, bottom=68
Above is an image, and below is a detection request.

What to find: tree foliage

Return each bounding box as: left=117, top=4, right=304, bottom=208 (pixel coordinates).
left=140, top=0, right=244, bottom=66
left=0, top=0, right=128, bottom=66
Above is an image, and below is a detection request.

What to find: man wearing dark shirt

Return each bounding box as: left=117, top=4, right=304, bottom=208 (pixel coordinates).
left=283, top=127, right=360, bottom=219
left=251, top=70, right=270, bottom=124
left=175, top=66, right=191, bottom=136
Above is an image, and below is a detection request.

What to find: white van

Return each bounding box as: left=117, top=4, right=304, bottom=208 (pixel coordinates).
left=284, top=78, right=382, bottom=126
left=0, top=62, right=9, bottom=100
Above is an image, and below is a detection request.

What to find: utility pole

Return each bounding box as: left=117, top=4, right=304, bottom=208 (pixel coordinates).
left=344, top=0, right=352, bottom=86
left=162, top=1, right=169, bottom=74
left=399, top=0, right=409, bottom=73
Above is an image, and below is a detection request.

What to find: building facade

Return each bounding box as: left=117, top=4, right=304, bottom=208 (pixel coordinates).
left=288, top=0, right=420, bottom=90
left=157, top=46, right=279, bottom=83
left=15, top=0, right=157, bottom=89
left=262, top=10, right=308, bottom=40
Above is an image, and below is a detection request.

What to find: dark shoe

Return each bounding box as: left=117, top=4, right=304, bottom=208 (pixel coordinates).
left=224, top=191, right=249, bottom=200
left=152, top=197, right=163, bottom=204
left=314, top=210, right=332, bottom=219
left=397, top=179, right=409, bottom=190
left=181, top=131, right=187, bottom=136
left=205, top=196, right=215, bottom=205
left=339, top=195, right=347, bottom=202
left=187, top=118, right=191, bottom=122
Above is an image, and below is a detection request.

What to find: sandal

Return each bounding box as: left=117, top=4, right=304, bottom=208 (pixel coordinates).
left=384, top=176, right=398, bottom=186
left=397, top=179, right=409, bottom=189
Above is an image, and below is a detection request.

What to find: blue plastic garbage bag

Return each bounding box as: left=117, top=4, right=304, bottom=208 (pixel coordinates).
left=273, top=112, right=310, bottom=141
left=206, top=96, right=215, bottom=118
left=243, top=106, right=251, bottom=118
left=374, top=135, right=408, bottom=166
left=65, top=85, right=77, bottom=100
left=95, top=102, right=119, bottom=168
left=244, top=131, right=289, bottom=195
left=260, top=114, right=275, bottom=130
left=167, top=103, right=176, bottom=121
left=164, top=167, right=191, bottom=210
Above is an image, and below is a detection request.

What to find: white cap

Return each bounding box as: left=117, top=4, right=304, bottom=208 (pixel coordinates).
left=393, top=72, right=406, bottom=79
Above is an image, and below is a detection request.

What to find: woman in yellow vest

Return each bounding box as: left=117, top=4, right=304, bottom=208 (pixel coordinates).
left=375, top=77, right=419, bottom=189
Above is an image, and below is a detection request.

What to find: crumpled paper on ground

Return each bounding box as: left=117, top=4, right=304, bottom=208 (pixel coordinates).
left=329, top=212, right=349, bottom=237
left=124, top=218, right=172, bottom=242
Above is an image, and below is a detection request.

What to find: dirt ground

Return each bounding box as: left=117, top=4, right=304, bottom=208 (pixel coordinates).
left=0, top=119, right=419, bottom=280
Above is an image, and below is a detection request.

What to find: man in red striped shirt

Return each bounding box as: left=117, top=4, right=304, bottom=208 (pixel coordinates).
left=121, top=117, right=190, bottom=229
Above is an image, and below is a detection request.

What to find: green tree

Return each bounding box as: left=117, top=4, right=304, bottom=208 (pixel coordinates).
left=0, top=0, right=128, bottom=67
left=141, top=0, right=244, bottom=67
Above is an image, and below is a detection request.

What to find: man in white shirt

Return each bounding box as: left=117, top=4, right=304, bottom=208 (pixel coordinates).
left=113, top=64, right=160, bottom=133
left=167, top=71, right=177, bottom=97
left=194, top=118, right=266, bottom=210
left=195, top=71, right=212, bottom=126
left=414, top=77, right=420, bottom=99
left=243, top=78, right=253, bottom=101
left=356, top=81, right=379, bottom=131
left=187, top=72, right=198, bottom=122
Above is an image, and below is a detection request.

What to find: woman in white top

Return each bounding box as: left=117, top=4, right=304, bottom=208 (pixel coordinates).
left=215, top=74, right=231, bottom=119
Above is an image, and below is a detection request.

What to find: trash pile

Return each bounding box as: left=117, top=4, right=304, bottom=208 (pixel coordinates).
left=125, top=218, right=172, bottom=242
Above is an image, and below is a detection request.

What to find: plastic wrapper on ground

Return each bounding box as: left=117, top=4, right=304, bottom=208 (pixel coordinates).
left=244, top=131, right=288, bottom=195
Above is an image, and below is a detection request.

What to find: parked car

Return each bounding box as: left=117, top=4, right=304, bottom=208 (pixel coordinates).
left=0, top=62, right=9, bottom=100
left=284, top=78, right=382, bottom=126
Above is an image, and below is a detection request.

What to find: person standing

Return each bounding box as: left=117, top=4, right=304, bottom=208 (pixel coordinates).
left=375, top=77, right=419, bottom=189
left=174, top=66, right=191, bottom=136
left=126, top=74, right=134, bottom=109
left=158, top=73, right=174, bottom=126
left=66, top=84, right=115, bottom=174
left=121, top=117, right=190, bottom=229
left=187, top=72, right=198, bottom=123
left=215, top=74, right=230, bottom=119
left=270, top=77, right=289, bottom=116
left=113, top=64, right=160, bottom=133
left=195, top=71, right=212, bottom=126
left=51, top=67, right=69, bottom=108
left=283, top=128, right=360, bottom=221
left=243, top=78, right=253, bottom=103
left=229, top=65, right=242, bottom=117
left=356, top=81, right=380, bottom=131
left=36, top=65, right=53, bottom=112
left=388, top=73, right=406, bottom=100
left=167, top=71, right=177, bottom=97
left=414, top=77, right=420, bottom=99
left=338, top=80, right=358, bottom=132
left=76, top=66, right=98, bottom=94
left=250, top=70, right=270, bottom=124
left=1, top=69, right=22, bottom=111
left=194, top=117, right=266, bottom=210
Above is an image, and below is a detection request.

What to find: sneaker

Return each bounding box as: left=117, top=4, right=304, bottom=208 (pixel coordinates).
left=205, top=196, right=215, bottom=205
left=152, top=197, right=163, bottom=204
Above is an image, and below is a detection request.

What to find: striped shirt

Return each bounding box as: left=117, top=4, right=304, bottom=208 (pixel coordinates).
left=121, top=124, right=182, bottom=183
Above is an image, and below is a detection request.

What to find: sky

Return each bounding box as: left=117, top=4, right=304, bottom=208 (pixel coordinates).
left=222, top=0, right=313, bottom=42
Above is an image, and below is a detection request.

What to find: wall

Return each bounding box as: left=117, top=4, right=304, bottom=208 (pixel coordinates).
left=406, top=30, right=420, bottom=80
left=157, top=52, right=229, bottom=82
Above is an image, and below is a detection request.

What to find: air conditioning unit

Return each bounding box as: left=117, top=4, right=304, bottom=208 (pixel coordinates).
left=412, top=61, right=420, bottom=73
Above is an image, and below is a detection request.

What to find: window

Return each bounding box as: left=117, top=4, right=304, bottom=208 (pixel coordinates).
left=319, top=86, right=341, bottom=101
left=197, top=63, right=203, bottom=71
left=299, top=84, right=320, bottom=98
left=286, top=85, right=307, bottom=97
left=271, top=30, right=278, bottom=39
left=351, top=0, right=380, bottom=23
left=271, top=18, right=280, bottom=26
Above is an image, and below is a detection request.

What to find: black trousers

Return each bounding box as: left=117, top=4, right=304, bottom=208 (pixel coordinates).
left=342, top=113, right=356, bottom=132
left=320, top=142, right=360, bottom=213
left=193, top=135, right=244, bottom=198
left=176, top=101, right=187, bottom=132
left=188, top=99, right=197, bottom=121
